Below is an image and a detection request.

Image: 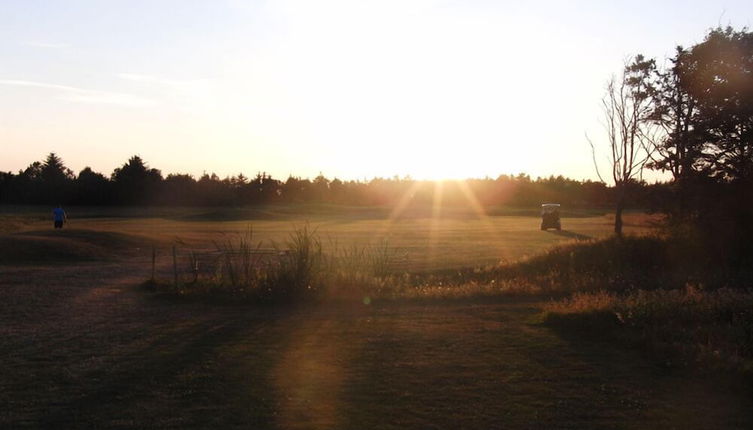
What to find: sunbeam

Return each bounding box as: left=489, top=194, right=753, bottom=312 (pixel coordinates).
left=427, top=180, right=445, bottom=269
left=273, top=318, right=351, bottom=429
left=373, top=180, right=425, bottom=240
left=455, top=180, right=507, bottom=262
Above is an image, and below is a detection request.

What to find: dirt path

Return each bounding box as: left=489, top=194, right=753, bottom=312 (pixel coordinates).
left=1, top=259, right=752, bottom=429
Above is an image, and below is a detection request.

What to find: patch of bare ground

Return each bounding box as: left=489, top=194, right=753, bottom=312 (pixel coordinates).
left=1, top=256, right=752, bottom=429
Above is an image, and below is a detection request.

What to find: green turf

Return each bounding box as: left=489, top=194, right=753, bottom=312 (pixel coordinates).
left=1, top=205, right=657, bottom=271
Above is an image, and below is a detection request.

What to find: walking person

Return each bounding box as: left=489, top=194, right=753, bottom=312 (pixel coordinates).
left=53, top=205, right=67, bottom=229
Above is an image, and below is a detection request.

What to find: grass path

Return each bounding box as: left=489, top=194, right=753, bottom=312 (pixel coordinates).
left=2, top=259, right=752, bottom=429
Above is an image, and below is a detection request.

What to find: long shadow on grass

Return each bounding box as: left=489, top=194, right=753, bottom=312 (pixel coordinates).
left=339, top=302, right=662, bottom=428
left=35, top=309, right=286, bottom=429
left=341, top=301, right=753, bottom=429
left=542, top=315, right=753, bottom=429
left=546, top=229, right=592, bottom=240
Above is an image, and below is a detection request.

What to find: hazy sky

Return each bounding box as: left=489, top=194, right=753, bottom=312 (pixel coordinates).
left=1, top=0, right=751, bottom=181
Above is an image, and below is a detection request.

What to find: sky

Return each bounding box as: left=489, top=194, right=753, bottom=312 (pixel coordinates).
left=1, top=0, right=752, bottom=182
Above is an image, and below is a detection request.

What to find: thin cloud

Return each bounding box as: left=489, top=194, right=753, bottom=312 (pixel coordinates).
left=61, top=92, right=156, bottom=107
left=0, top=79, right=156, bottom=107
left=117, top=73, right=166, bottom=84
left=23, top=41, right=71, bottom=49
left=117, top=73, right=212, bottom=91
left=0, top=79, right=79, bottom=92
left=116, top=73, right=216, bottom=112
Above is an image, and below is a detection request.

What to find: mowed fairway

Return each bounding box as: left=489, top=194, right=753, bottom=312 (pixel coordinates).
left=2, top=207, right=751, bottom=429
left=4, top=206, right=655, bottom=271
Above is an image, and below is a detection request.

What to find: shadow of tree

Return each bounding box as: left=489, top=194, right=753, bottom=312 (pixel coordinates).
left=546, top=230, right=592, bottom=241
left=32, top=306, right=286, bottom=429
left=542, top=317, right=753, bottom=429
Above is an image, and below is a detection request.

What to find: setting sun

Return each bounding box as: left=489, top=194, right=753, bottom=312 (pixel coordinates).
left=5, top=1, right=749, bottom=181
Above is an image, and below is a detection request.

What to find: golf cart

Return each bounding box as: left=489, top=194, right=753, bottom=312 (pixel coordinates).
left=540, top=203, right=561, bottom=231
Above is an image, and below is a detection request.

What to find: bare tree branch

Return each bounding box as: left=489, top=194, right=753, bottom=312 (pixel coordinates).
left=588, top=56, right=658, bottom=235
left=586, top=132, right=606, bottom=183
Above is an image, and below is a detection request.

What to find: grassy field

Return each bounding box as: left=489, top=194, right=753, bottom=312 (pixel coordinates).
left=2, top=205, right=751, bottom=428
left=1, top=204, right=655, bottom=271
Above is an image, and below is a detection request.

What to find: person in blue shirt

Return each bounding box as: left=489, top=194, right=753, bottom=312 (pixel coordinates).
left=52, top=205, right=67, bottom=229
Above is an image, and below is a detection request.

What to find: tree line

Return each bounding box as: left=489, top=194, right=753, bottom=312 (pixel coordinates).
left=0, top=152, right=664, bottom=209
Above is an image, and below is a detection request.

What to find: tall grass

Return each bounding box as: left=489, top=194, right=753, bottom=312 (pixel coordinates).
left=158, top=225, right=403, bottom=302
left=319, top=238, right=404, bottom=297
left=206, top=225, right=326, bottom=301
left=212, top=227, right=266, bottom=290
left=265, top=224, right=324, bottom=300
left=543, top=287, right=753, bottom=373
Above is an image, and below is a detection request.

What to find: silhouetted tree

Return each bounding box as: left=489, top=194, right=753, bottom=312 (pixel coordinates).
left=74, top=167, right=111, bottom=205
left=12, top=161, right=43, bottom=203
left=643, top=27, right=753, bottom=226
left=161, top=173, right=197, bottom=205
left=37, top=153, right=73, bottom=203
left=111, top=156, right=162, bottom=205
left=683, top=27, right=753, bottom=182
left=249, top=172, right=281, bottom=204
left=1, top=174, right=13, bottom=203
left=311, top=174, right=329, bottom=203
left=590, top=56, right=657, bottom=235
left=647, top=47, right=705, bottom=180
left=281, top=176, right=308, bottom=203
